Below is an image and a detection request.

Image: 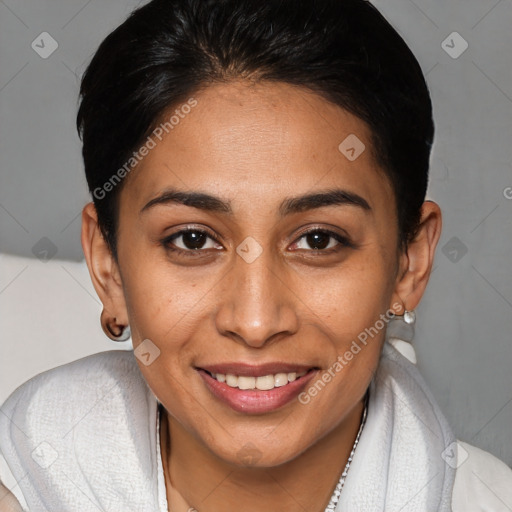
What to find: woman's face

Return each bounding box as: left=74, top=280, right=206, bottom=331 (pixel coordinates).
left=114, top=81, right=403, bottom=466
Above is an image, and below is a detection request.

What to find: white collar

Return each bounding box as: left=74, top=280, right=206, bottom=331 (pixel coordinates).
left=0, top=344, right=455, bottom=511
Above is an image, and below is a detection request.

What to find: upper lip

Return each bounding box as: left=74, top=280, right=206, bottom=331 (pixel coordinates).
left=197, top=363, right=317, bottom=378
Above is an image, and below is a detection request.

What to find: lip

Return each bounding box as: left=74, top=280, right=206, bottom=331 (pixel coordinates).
left=197, top=366, right=319, bottom=414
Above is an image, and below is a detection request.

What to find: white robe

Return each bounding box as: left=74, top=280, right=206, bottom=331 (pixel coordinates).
left=0, top=342, right=511, bottom=511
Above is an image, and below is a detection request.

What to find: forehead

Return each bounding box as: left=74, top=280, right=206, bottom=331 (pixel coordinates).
left=124, top=80, right=393, bottom=212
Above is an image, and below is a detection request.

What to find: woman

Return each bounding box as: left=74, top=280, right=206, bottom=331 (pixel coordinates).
left=1, top=0, right=511, bottom=510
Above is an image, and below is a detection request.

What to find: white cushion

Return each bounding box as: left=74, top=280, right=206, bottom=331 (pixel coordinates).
left=0, top=252, right=131, bottom=406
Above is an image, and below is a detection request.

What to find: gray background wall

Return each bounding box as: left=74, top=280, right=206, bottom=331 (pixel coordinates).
left=1, top=0, right=511, bottom=466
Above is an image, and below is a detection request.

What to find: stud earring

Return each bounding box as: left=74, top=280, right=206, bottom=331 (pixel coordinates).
left=403, top=310, right=416, bottom=325
left=385, top=306, right=416, bottom=343
left=386, top=308, right=417, bottom=363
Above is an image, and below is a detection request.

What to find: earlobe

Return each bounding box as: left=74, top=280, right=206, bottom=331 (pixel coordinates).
left=81, top=202, right=129, bottom=327
left=390, top=201, right=442, bottom=313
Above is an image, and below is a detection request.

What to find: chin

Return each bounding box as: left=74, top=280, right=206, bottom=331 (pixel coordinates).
left=203, top=430, right=313, bottom=469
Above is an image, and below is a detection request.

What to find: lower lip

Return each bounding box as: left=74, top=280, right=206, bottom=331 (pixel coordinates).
left=198, top=369, right=318, bottom=414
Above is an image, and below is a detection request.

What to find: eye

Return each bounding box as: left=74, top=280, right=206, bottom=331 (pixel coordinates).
left=290, top=229, right=352, bottom=252
left=163, top=228, right=223, bottom=253
left=161, top=227, right=352, bottom=256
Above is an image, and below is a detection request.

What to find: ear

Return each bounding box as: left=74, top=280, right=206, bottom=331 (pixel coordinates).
left=81, top=202, right=128, bottom=326
left=390, top=201, right=442, bottom=313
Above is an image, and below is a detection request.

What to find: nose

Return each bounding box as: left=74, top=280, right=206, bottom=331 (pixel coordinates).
left=214, top=249, right=299, bottom=348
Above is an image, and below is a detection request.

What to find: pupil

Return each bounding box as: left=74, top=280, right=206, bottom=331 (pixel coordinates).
left=307, top=232, right=329, bottom=250
left=183, top=231, right=206, bottom=249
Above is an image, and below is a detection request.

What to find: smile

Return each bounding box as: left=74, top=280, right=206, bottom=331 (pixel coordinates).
left=196, top=364, right=319, bottom=414
left=209, top=371, right=307, bottom=390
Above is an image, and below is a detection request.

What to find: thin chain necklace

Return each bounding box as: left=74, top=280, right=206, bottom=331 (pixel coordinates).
left=161, top=393, right=368, bottom=512
left=324, top=394, right=368, bottom=511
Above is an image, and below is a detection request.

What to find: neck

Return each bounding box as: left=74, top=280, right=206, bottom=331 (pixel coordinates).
left=160, top=399, right=365, bottom=512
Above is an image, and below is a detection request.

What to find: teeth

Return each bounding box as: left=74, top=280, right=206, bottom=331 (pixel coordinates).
left=211, top=370, right=308, bottom=390
left=238, top=376, right=256, bottom=390
left=226, top=374, right=238, bottom=387
left=256, top=375, right=274, bottom=390
left=274, top=373, right=288, bottom=387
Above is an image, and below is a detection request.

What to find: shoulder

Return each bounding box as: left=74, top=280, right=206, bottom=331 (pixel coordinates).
left=0, top=350, right=145, bottom=470
left=0, top=350, right=160, bottom=511
left=0, top=350, right=144, bottom=437
left=1, top=350, right=138, bottom=412
left=452, top=440, right=512, bottom=511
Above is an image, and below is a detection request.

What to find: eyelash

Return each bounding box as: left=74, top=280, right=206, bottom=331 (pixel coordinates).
left=161, top=226, right=353, bottom=257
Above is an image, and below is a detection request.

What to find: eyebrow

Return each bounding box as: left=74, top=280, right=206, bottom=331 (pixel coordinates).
left=140, top=187, right=371, bottom=216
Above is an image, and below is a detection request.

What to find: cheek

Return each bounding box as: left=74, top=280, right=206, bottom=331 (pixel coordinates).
left=120, top=255, right=216, bottom=344
left=303, top=253, right=395, bottom=339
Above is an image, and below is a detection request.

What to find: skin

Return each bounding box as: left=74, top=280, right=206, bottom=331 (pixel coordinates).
left=82, top=80, right=442, bottom=512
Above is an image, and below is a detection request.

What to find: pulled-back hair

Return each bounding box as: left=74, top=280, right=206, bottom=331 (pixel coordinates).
left=77, top=0, right=434, bottom=258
